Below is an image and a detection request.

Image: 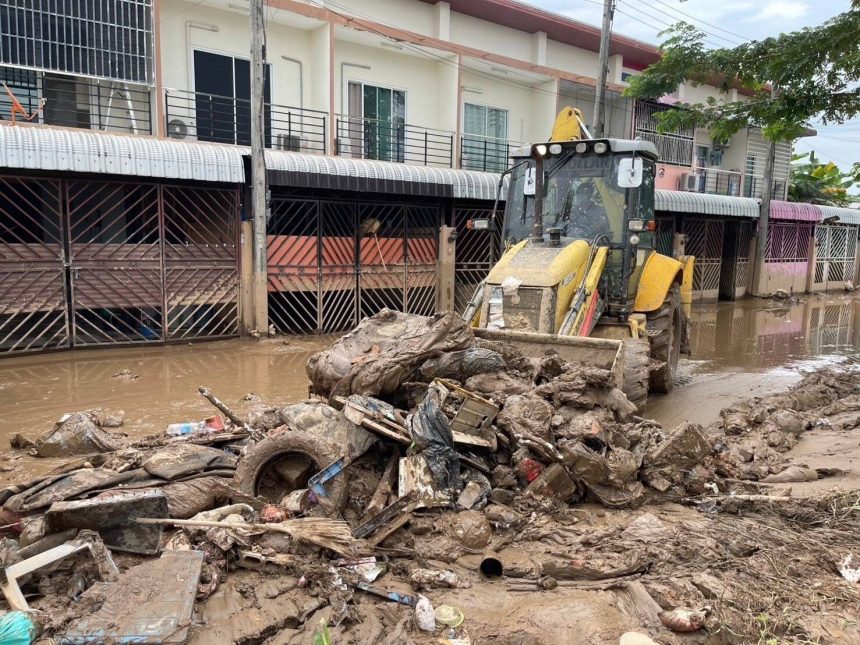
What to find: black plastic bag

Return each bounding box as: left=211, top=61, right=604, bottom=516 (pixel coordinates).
left=407, top=385, right=460, bottom=491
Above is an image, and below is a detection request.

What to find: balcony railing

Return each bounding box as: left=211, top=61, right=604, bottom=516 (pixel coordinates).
left=335, top=115, right=454, bottom=167
left=164, top=88, right=327, bottom=154
left=460, top=135, right=523, bottom=173
left=744, top=175, right=788, bottom=200
left=696, top=168, right=743, bottom=197
left=0, top=68, right=152, bottom=134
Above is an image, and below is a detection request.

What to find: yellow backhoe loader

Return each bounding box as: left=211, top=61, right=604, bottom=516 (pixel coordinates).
left=462, top=107, right=694, bottom=409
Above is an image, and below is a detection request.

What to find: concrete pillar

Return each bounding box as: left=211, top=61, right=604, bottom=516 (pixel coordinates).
left=437, top=54, right=459, bottom=166
left=529, top=78, right=559, bottom=143
left=435, top=2, right=451, bottom=40
left=239, top=219, right=255, bottom=334
left=436, top=225, right=456, bottom=312
left=608, top=54, right=623, bottom=84
left=310, top=23, right=332, bottom=151
left=533, top=31, right=547, bottom=66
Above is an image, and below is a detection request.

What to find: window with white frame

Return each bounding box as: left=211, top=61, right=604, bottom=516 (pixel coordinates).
left=462, top=103, right=509, bottom=172
left=345, top=82, right=406, bottom=162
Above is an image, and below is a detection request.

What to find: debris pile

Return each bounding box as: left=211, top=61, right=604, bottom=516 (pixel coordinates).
left=0, top=309, right=858, bottom=643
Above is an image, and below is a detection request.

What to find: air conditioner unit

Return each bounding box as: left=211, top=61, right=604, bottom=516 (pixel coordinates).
left=167, top=118, right=197, bottom=140
left=275, top=133, right=301, bottom=152
left=336, top=136, right=362, bottom=159
left=680, top=173, right=699, bottom=191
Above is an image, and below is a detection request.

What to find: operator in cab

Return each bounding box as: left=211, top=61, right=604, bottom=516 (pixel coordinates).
left=565, top=181, right=611, bottom=240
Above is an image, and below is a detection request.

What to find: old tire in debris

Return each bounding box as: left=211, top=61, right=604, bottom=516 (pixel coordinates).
left=647, top=284, right=682, bottom=394
left=233, top=430, right=348, bottom=509
left=621, top=337, right=650, bottom=412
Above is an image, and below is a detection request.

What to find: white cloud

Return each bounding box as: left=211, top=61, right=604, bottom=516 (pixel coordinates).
left=751, top=1, right=810, bottom=21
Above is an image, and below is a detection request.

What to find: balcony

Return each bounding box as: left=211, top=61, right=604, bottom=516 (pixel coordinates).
left=335, top=115, right=454, bottom=167
left=164, top=89, right=327, bottom=154
left=459, top=135, right=523, bottom=173
left=0, top=67, right=152, bottom=135
left=695, top=168, right=743, bottom=197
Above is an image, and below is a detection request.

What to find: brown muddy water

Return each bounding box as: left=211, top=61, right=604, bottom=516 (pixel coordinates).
left=1, top=294, right=858, bottom=483
left=646, top=292, right=860, bottom=427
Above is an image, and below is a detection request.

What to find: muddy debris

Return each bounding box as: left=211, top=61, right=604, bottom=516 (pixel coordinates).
left=0, top=310, right=858, bottom=643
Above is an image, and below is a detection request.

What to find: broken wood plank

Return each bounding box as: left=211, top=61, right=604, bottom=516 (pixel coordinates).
left=353, top=495, right=416, bottom=539
left=367, top=513, right=411, bottom=548
left=452, top=430, right=493, bottom=449
left=360, top=453, right=400, bottom=525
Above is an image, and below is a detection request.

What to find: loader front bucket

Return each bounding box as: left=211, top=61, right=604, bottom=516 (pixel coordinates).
left=473, top=328, right=625, bottom=389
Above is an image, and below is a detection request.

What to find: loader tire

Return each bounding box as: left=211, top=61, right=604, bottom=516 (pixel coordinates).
left=621, top=337, right=650, bottom=412
left=647, top=284, right=682, bottom=394
left=233, top=430, right=348, bottom=509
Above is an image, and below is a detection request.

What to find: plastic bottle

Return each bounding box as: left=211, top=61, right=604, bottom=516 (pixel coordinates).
left=166, top=421, right=206, bottom=436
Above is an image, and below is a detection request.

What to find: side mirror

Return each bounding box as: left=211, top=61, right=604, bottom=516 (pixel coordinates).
left=617, top=157, right=643, bottom=188
left=523, top=167, right=537, bottom=196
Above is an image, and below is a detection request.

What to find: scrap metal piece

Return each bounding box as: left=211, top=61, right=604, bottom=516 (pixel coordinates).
left=60, top=550, right=204, bottom=644
left=44, top=489, right=168, bottom=555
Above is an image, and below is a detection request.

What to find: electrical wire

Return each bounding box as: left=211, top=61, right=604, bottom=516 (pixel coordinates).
left=638, top=0, right=753, bottom=44
left=158, top=0, right=210, bottom=24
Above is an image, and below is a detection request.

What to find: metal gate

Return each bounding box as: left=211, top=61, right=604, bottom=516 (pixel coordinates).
left=162, top=185, right=240, bottom=340
left=453, top=204, right=498, bottom=315
left=1, top=175, right=240, bottom=356
left=267, top=195, right=441, bottom=334
left=814, top=225, right=858, bottom=290
left=0, top=176, right=69, bottom=354
left=654, top=216, right=675, bottom=257
left=66, top=180, right=164, bottom=345
left=682, top=218, right=724, bottom=301
left=718, top=220, right=753, bottom=299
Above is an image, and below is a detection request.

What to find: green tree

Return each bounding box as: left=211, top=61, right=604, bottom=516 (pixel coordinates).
left=623, top=2, right=860, bottom=143
left=789, top=152, right=860, bottom=205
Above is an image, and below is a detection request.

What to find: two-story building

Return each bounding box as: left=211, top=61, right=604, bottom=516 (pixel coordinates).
left=1, top=0, right=857, bottom=355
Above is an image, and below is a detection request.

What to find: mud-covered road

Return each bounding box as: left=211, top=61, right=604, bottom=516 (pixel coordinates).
left=1, top=294, right=858, bottom=486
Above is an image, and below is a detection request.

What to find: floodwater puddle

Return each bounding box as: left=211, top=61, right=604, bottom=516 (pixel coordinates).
left=1, top=294, right=858, bottom=481
left=646, top=293, right=860, bottom=427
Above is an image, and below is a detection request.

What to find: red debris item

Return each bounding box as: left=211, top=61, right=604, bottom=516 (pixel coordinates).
left=259, top=504, right=287, bottom=524
left=204, top=415, right=225, bottom=432
left=0, top=508, right=22, bottom=535
left=517, top=458, right=543, bottom=483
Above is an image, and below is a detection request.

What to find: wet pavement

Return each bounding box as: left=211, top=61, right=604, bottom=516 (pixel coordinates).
left=645, top=292, right=860, bottom=427
left=0, top=293, right=858, bottom=482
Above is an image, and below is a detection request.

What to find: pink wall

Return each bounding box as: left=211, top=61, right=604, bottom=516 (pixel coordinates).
left=655, top=164, right=689, bottom=191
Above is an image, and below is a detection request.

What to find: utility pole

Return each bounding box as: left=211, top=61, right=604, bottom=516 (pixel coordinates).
left=751, top=85, right=779, bottom=296
left=751, top=138, right=777, bottom=295
left=250, top=0, right=268, bottom=333
left=593, top=0, right=615, bottom=138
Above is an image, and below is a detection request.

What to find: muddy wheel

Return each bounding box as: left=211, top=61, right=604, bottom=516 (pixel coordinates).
left=647, top=284, right=682, bottom=394
left=233, top=430, right=348, bottom=509
left=621, top=337, right=650, bottom=412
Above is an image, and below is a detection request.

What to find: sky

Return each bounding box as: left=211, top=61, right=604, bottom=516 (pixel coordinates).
left=524, top=0, right=858, bottom=175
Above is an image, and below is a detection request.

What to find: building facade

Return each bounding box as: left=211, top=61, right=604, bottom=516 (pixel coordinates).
left=1, top=0, right=858, bottom=355
left=1, top=0, right=792, bottom=192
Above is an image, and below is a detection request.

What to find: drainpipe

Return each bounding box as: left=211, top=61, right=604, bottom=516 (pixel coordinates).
left=281, top=56, right=303, bottom=108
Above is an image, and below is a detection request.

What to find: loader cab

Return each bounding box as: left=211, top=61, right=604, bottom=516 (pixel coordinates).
left=501, top=139, right=658, bottom=316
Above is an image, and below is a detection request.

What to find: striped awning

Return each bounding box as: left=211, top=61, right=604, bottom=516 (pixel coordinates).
left=815, top=205, right=860, bottom=226
left=265, top=149, right=502, bottom=200
left=769, top=200, right=820, bottom=222
left=0, top=123, right=245, bottom=183
left=655, top=190, right=760, bottom=218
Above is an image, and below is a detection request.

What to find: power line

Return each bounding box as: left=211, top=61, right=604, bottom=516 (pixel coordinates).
left=644, top=0, right=753, bottom=44
left=613, top=0, right=732, bottom=49
left=304, top=0, right=571, bottom=102
left=158, top=0, right=210, bottom=24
